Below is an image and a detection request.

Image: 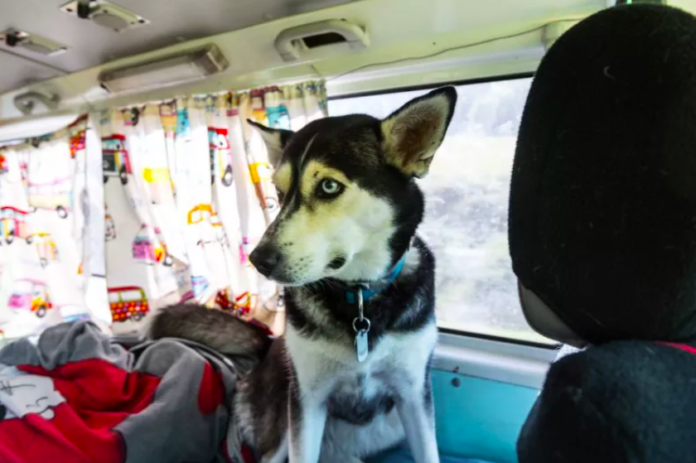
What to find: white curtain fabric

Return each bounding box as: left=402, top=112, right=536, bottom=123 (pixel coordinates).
left=0, top=80, right=327, bottom=339
left=98, top=81, right=327, bottom=335
left=0, top=117, right=109, bottom=339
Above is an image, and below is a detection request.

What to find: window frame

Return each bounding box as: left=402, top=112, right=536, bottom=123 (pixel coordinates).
left=327, top=72, right=534, bottom=102
left=328, top=72, right=559, bottom=350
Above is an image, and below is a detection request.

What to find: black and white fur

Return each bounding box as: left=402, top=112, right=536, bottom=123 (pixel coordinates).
left=149, top=87, right=457, bottom=463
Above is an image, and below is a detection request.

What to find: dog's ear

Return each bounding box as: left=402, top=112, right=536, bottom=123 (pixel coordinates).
left=381, top=87, right=457, bottom=178
left=248, top=120, right=294, bottom=167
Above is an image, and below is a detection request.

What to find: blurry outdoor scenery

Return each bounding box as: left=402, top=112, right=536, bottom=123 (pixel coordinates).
left=329, top=77, right=551, bottom=344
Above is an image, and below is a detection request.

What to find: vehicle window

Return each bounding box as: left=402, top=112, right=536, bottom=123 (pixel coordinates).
left=121, top=290, right=141, bottom=301
left=108, top=292, right=120, bottom=303
left=328, top=77, right=551, bottom=344
left=15, top=281, right=31, bottom=292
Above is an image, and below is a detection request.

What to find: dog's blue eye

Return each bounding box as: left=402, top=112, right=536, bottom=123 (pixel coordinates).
left=317, top=179, right=343, bottom=198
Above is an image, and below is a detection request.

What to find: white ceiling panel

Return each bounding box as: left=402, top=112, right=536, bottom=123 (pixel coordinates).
left=0, top=49, right=65, bottom=93
left=0, top=0, right=611, bottom=120
left=0, top=0, right=356, bottom=93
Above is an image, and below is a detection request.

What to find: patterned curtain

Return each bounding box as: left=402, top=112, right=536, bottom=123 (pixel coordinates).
left=99, top=81, right=327, bottom=335
left=0, top=117, right=109, bottom=339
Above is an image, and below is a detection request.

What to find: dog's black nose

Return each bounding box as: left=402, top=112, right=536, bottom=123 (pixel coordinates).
left=250, top=244, right=280, bottom=277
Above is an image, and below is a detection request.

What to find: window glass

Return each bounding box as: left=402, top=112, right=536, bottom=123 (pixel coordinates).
left=121, top=290, right=141, bottom=301
left=328, top=78, right=551, bottom=344
left=15, top=280, right=31, bottom=293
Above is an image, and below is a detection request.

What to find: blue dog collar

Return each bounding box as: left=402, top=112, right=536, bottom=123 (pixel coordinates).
left=345, top=254, right=408, bottom=304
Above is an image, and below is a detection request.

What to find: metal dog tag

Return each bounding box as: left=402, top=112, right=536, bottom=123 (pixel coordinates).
left=353, top=288, right=370, bottom=363
left=355, top=330, right=369, bottom=363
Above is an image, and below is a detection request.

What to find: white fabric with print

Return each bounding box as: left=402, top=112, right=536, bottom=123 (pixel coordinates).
left=0, top=365, right=65, bottom=420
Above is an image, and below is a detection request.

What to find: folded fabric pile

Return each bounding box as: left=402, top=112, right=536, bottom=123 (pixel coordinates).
left=0, top=321, right=256, bottom=463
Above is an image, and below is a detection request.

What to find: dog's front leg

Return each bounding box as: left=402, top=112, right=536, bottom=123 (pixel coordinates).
left=397, top=378, right=440, bottom=463
left=288, top=377, right=328, bottom=463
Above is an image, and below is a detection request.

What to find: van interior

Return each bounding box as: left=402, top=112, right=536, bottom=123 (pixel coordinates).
left=1, top=1, right=695, bottom=462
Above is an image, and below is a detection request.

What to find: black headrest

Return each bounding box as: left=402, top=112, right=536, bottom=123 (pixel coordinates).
left=509, top=4, right=696, bottom=344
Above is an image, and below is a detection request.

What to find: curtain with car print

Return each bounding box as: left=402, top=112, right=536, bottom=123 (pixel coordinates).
left=99, top=81, right=327, bottom=335
left=0, top=116, right=110, bottom=339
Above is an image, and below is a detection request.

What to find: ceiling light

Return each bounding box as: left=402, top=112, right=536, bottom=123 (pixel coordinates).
left=1, top=29, right=67, bottom=55
left=60, top=0, right=149, bottom=32
left=98, top=45, right=229, bottom=93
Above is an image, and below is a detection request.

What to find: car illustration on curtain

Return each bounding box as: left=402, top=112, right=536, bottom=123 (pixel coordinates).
left=197, top=212, right=227, bottom=247
left=249, top=161, right=278, bottom=212
left=102, top=134, right=131, bottom=185
left=0, top=206, right=30, bottom=244
left=28, top=232, right=59, bottom=266
left=8, top=279, right=53, bottom=318
left=264, top=86, right=290, bottom=128
left=108, top=286, right=149, bottom=322
left=143, top=167, right=174, bottom=205
left=27, top=177, right=72, bottom=218
left=187, top=203, right=214, bottom=225
left=208, top=127, right=234, bottom=187
left=132, top=224, right=173, bottom=266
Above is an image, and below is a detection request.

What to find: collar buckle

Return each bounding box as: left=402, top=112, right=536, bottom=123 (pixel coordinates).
left=352, top=286, right=370, bottom=331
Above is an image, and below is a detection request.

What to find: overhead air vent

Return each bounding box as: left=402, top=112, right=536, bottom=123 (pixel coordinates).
left=60, top=0, right=149, bottom=32
left=275, top=19, right=369, bottom=62
left=0, top=29, right=68, bottom=56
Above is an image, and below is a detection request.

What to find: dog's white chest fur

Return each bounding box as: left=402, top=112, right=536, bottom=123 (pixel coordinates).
left=286, top=321, right=437, bottom=392
left=284, top=321, right=438, bottom=462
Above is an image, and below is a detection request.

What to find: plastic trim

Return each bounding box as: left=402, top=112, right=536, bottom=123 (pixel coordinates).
left=433, top=332, right=555, bottom=389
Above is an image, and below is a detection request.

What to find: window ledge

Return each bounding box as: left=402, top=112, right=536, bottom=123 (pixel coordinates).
left=433, top=332, right=556, bottom=389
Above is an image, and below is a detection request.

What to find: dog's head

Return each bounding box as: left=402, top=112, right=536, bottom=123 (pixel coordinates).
left=248, top=87, right=457, bottom=286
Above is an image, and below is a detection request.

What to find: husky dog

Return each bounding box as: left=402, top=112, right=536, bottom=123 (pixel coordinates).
left=149, top=87, right=457, bottom=463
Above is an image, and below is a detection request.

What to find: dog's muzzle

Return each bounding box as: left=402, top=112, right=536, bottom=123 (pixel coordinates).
left=249, top=243, right=280, bottom=278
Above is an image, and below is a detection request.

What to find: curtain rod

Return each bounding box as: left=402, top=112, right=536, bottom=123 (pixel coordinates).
left=102, top=78, right=325, bottom=112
